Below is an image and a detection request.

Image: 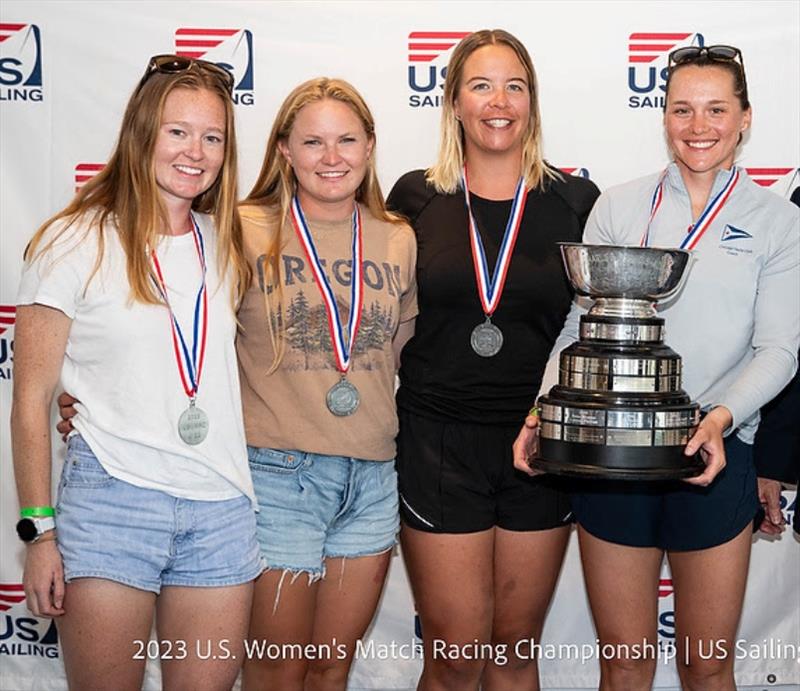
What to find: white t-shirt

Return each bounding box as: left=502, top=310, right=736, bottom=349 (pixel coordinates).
left=17, top=212, right=255, bottom=504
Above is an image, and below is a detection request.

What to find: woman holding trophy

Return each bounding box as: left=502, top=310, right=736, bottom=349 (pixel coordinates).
left=515, top=45, right=799, bottom=691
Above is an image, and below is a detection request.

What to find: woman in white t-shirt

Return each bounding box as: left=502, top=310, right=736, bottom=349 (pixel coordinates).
left=12, top=55, right=262, bottom=691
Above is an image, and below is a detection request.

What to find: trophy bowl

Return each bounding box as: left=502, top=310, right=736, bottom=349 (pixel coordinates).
left=560, top=244, right=690, bottom=301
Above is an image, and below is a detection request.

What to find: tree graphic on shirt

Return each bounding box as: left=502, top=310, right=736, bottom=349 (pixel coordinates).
left=285, top=290, right=314, bottom=370
left=283, top=293, right=395, bottom=371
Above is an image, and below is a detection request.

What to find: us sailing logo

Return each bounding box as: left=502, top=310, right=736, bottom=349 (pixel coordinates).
left=656, top=576, right=676, bottom=649
left=0, top=582, right=59, bottom=658
left=559, top=167, right=591, bottom=179
left=0, top=22, right=43, bottom=102
left=407, top=31, right=470, bottom=108
left=745, top=167, right=799, bottom=197
left=174, top=27, right=254, bottom=106
left=628, top=31, right=704, bottom=109
left=74, top=162, right=105, bottom=193
left=0, top=305, right=14, bottom=381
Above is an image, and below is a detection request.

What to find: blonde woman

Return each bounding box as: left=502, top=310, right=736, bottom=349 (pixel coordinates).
left=387, top=30, right=599, bottom=691
left=238, top=78, right=417, bottom=690
left=13, top=55, right=261, bottom=691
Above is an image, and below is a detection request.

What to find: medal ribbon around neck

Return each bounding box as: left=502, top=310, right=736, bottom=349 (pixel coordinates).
left=150, top=214, right=209, bottom=401
left=289, top=196, right=364, bottom=374
left=462, top=168, right=528, bottom=316
left=641, top=167, right=740, bottom=249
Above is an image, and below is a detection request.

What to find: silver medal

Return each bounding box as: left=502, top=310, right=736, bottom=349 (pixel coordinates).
left=471, top=318, right=504, bottom=357
left=178, top=402, right=209, bottom=445
left=326, top=379, right=360, bottom=416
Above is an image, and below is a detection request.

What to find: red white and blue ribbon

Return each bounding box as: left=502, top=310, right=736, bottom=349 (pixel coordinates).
left=462, top=168, right=528, bottom=316
left=289, top=197, right=364, bottom=374
left=641, top=167, right=740, bottom=249
left=640, top=170, right=667, bottom=248
left=150, top=214, right=208, bottom=400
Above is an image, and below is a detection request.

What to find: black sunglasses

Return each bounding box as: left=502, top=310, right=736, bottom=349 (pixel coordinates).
left=667, top=44, right=748, bottom=104
left=137, top=54, right=235, bottom=94
left=668, top=45, right=744, bottom=70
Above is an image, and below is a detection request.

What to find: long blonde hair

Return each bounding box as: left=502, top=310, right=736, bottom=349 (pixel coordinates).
left=25, top=64, right=249, bottom=305
left=242, top=77, right=403, bottom=373
left=427, top=29, right=559, bottom=193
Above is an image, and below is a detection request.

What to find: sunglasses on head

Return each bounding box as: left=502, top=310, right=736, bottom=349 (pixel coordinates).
left=668, top=44, right=743, bottom=69
left=667, top=44, right=748, bottom=104
left=137, top=54, right=235, bottom=95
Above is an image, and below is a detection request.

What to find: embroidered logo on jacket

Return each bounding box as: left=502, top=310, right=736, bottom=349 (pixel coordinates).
left=721, top=225, right=752, bottom=242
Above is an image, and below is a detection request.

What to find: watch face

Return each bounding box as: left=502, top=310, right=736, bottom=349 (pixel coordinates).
left=16, top=518, right=38, bottom=542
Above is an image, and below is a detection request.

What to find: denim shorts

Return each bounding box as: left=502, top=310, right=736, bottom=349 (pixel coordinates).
left=56, top=436, right=264, bottom=593
left=248, top=447, right=399, bottom=579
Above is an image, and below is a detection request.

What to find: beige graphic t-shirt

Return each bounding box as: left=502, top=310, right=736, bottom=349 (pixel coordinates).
left=237, top=204, right=418, bottom=461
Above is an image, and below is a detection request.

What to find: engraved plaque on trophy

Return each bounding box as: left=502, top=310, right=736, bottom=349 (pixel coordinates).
left=533, top=244, right=704, bottom=480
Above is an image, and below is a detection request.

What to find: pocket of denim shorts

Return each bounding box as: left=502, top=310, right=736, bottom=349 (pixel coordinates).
left=248, top=447, right=306, bottom=474
left=62, top=438, right=114, bottom=488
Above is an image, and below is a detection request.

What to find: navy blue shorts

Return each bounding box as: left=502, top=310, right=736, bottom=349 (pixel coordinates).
left=571, top=435, right=759, bottom=551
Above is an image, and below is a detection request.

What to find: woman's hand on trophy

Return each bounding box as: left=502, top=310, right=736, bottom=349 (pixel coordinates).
left=56, top=391, right=78, bottom=441
left=513, top=410, right=544, bottom=476
left=682, top=406, right=732, bottom=486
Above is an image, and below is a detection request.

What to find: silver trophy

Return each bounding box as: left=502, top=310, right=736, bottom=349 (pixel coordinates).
left=533, top=244, right=704, bottom=480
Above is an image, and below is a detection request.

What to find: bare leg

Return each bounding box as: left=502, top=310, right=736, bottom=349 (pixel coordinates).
left=157, top=583, right=252, bottom=691
left=57, top=578, right=155, bottom=691
left=243, top=569, right=320, bottom=691
left=305, top=551, right=392, bottom=691
left=578, top=527, right=664, bottom=691
left=400, top=524, right=494, bottom=691
left=668, top=525, right=752, bottom=691
left=482, top=525, right=570, bottom=691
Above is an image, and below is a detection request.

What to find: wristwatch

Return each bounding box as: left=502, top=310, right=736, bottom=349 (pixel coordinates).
left=15, top=516, right=56, bottom=544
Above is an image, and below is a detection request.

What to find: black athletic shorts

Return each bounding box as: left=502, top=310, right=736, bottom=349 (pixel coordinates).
left=571, top=434, right=759, bottom=551
left=396, top=409, right=573, bottom=533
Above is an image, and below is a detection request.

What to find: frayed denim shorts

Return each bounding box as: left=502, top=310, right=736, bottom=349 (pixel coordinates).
left=55, top=435, right=264, bottom=593
left=248, top=447, right=399, bottom=579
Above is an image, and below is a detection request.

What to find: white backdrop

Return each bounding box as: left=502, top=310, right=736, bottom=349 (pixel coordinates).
left=1, top=2, right=798, bottom=690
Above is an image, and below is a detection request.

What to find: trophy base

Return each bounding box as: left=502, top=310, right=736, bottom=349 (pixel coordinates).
left=534, top=439, right=705, bottom=480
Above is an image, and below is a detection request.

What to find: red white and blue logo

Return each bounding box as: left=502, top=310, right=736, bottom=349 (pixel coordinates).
left=74, top=162, right=105, bottom=193
left=0, top=305, right=14, bottom=381
left=407, top=31, right=471, bottom=108
left=745, top=167, right=799, bottom=197
left=0, top=305, right=14, bottom=337
left=0, top=22, right=43, bottom=102
left=628, top=31, right=704, bottom=109
left=780, top=490, right=796, bottom=530
left=174, top=28, right=254, bottom=106
left=0, top=582, right=59, bottom=658
left=657, top=575, right=676, bottom=648
left=559, top=167, right=591, bottom=180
